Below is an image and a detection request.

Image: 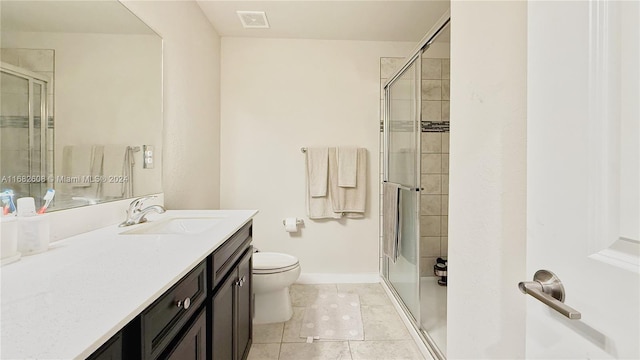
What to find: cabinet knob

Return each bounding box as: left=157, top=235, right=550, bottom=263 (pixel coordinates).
left=176, top=297, right=191, bottom=310
left=236, top=276, right=246, bottom=287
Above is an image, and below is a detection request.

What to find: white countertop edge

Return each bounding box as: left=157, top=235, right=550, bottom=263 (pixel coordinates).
left=1, top=209, right=258, bottom=360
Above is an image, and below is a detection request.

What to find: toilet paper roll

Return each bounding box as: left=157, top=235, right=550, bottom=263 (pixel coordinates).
left=284, top=218, right=298, bottom=232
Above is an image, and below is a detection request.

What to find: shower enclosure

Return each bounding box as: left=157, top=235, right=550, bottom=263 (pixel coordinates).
left=381, top=14, right=450, bottom=360
left=0, top=61, right=53, bottom=201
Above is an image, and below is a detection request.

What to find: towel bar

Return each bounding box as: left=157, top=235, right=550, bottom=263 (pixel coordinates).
left=382, top=181, right=421, bottom=192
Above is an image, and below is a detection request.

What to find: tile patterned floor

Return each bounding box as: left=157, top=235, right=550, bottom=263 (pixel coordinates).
left=248, top=283, right=425, bottom=360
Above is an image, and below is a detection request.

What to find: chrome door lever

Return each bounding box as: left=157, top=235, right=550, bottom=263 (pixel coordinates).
left=518, top=270, right=581, bottom=320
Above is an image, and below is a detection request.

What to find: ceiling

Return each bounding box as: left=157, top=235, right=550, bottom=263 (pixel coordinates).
left=196, top=1, right=450, bottom=42
left=0, top=0, right=156, bottom=35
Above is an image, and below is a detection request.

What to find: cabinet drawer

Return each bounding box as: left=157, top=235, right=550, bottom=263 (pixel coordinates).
left=211, top=221, right=252, bottom=289
left=141, top=261, right=206, bottom=359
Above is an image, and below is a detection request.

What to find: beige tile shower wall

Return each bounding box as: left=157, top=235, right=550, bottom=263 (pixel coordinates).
left=420, top=56, right=450, bottom=277
left=422, top=58, right=450, bottom=122
left=420, top=132, right=449, bottom=276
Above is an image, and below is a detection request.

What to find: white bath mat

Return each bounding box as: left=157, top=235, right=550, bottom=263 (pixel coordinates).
left=299, top=292, right=364, bottom=341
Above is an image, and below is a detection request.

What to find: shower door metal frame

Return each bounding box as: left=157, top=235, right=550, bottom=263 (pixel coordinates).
left=380, top=10, right=450, bottom=360
left=383, top=50, right=422, bottom=321
left=1, top=61, right=51, bottom=191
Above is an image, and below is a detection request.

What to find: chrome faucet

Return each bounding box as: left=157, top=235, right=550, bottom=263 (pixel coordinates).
left=119, top=196, right=166, bottom=227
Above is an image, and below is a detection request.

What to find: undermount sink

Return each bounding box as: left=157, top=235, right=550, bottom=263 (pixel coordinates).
left=121, top=217, right=224, bottom=235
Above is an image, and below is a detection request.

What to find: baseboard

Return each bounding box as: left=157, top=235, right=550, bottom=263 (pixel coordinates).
left=296, top=272, right=380, bottom=284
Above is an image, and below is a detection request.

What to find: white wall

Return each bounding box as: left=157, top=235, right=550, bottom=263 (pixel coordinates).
left=220, top=38, right=413, bottom=277
left=122, top=0, right=222, bottom=210
left=448, top=1, right=527, bottom=358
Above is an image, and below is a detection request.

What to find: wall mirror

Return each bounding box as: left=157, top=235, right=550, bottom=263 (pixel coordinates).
left=0, top=0, right=162, bottom=212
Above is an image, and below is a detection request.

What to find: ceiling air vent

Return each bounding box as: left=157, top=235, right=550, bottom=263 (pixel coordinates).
left=237, top=11, right=270, bottom=29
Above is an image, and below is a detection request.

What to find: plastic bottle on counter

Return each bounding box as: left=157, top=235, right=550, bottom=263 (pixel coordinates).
left=16, top=197, right=50, bottom=256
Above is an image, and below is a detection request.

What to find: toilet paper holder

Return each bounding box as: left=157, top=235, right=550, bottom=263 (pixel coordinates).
left=282, top=218, right=304, bottom=226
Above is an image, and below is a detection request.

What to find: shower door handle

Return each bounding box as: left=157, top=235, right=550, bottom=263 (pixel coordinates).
left=518, top=270, right=581, bottom=320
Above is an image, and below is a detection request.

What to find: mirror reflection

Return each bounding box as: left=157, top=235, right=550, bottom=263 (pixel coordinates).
left=0, top=0, right=162, bottom=212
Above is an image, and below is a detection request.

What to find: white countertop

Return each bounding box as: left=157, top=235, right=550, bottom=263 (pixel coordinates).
left=1, top=209, right=257, bottom=360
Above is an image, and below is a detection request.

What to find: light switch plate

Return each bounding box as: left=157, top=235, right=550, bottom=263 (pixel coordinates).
left=143, top=145, right=154, bottom=169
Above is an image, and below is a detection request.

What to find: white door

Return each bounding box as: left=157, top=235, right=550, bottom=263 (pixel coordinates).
left=527, top=1, right=639, bottom=358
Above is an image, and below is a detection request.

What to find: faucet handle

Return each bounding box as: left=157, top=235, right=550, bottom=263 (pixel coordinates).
left=128, top=195, right=157, bottom=212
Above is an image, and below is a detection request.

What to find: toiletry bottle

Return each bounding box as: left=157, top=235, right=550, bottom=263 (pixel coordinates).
left=17, top=197, right=50, bottom=255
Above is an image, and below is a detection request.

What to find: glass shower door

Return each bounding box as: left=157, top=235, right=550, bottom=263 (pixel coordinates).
left=383, top=55, right=421, bottom=321
left=1, top=66, right=49, bottom=200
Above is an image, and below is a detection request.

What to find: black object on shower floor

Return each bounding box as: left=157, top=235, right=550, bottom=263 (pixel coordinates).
left=434, top=257, right=447, bottom=286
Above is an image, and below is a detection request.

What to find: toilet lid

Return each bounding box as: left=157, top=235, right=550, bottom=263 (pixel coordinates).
left=253, top=252, right=299, bottom=274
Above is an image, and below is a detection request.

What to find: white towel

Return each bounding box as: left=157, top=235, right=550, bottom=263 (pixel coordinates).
left=337, top=147, right=358, bottom=188
left=306, top=188, right=343, bottom=219
left=382, top=182, right=401, bottom=263
left=101, top=145, right=126, bottom=198
left=306, top=149, right=342, bottom=219
left=62, top=145, right=93, bottom=187
left=329, top=148, right=367, bottom=217
left=306, top=147, right=329, bottom=197
left=90, top=145, right=104, bottom=180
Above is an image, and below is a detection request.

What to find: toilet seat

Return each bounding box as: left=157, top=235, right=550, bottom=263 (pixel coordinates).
left=253, top=252, right=299, bottom=274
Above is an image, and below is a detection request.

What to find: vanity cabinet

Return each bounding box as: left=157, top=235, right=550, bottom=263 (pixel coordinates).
left=210, top=222, right=253, bottom=360
left=211, top=248, right=253, bottom=360
left=96, top=220, right=254, bottom=360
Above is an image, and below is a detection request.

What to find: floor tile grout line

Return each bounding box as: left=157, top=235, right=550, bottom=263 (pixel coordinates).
left=277, top=341, right=282, bottom=360
left=347, top=340, right=354, bottom=359
left=358, top=292, right=367, bottom=342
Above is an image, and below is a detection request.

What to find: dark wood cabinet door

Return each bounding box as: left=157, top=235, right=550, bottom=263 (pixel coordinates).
left=164, top=310, right=207, bottom=360
left=236, top=249, right=252, bottom=360
left=87, top=332, right=122, bottom=360
left=212, top=272, right=235, bottom=360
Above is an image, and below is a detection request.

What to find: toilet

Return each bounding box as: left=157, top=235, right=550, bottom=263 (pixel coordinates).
left=252, top=252, right=301, bottom=324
